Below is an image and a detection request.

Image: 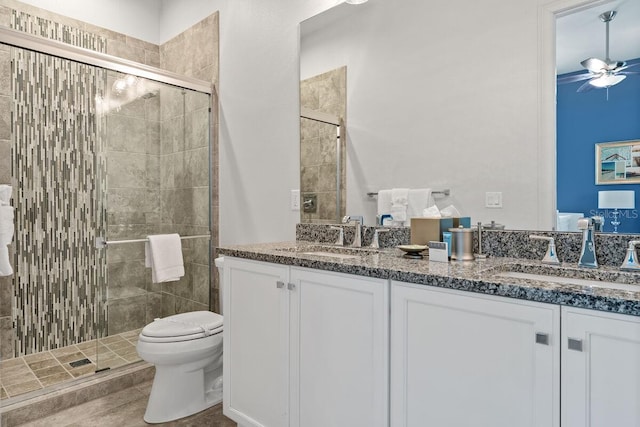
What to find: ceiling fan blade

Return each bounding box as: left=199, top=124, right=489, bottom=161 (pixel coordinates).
left=581, top=58, right=608, bottom=73
left=576, top=80, right=595, bottom=93
left=621, top=62, right=640, bottom=70
left=557, top=73, right=594, bottom=84
left=620, top=71, right=640, bottom=76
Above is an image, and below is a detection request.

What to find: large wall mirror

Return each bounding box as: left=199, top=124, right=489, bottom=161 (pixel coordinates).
left=300, top=0, right=639, bottom=234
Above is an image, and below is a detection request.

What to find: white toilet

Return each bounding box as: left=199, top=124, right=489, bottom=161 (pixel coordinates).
left=136, top=258, right=226, bottom=424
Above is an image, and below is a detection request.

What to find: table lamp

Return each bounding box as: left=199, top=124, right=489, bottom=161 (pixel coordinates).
left=598, top=190, right=635, bottom=233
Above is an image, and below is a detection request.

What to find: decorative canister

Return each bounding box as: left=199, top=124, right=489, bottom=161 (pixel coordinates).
left=449, top=226, right=475, bottom=261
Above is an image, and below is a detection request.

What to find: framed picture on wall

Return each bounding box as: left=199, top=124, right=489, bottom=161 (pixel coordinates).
left=595, top=140, right=640, bottom=184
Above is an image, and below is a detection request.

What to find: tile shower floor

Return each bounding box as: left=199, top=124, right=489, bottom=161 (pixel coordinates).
left=0, top=329, right=142, bottom=401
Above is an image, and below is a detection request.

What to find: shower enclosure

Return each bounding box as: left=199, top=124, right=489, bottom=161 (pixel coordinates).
left=0, top=26, right=214, bottom=400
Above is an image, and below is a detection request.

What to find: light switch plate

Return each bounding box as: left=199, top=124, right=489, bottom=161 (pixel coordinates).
left=485, top=192, right=503, bottom=208
left=291, top=189, right=300, bottom=210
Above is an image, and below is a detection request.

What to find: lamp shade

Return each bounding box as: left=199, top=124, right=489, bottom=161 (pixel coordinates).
left=598, top=190, right=635, bottom=209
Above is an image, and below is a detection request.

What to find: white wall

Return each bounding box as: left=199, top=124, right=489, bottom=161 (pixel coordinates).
left=301, top=0, right=555, bottom=230
left=159, top=0, right=220, bottom=43
left=214, top=0, right=340, bottom=244
left=10, top=0, right=562, bottom=243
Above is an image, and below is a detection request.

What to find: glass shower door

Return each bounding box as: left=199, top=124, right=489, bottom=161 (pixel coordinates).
left=95, top=72, right=212, bottom=371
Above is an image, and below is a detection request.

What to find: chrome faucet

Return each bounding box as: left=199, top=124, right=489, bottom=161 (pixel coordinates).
left=342, top=215, right=363, bottom=247
left=577, top=218, right=598, bottom=269
left=330, top=226, right=344, bottom=246
left=370, top=228, right=389, bottom=249
left=529, top=235, right=560, bottom=265
left=620, top=240, right=640, bottom=271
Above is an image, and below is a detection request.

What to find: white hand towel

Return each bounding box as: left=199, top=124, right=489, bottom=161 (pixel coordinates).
left=390, top=188, right=409, bottom=223
left=377, top=189, right=393, bottom=217
left=0, top=205, right=13, bottom=277
left=405, top=188, right=432, bottom=226
left=0, top=206, right=14, bottom=245
left=0, top=246, right=12, bottom=277
left=145, top=234, right=185, bottom=283
left=0, top=185, right=11, bottom=206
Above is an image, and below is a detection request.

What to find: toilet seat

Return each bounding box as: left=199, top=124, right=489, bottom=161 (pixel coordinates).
left=140, top=311, right=223, bottom=343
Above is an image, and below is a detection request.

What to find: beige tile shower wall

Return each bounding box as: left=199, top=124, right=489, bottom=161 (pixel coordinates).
left=0, top=0, right=196, bottom=355
left=300, top=66, right=346, bottom=224
left=105, top=71, right=163, bottom=335
left=159, top=13, right=219, bottom=315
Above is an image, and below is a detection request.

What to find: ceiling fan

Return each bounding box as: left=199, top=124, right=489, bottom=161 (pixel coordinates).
left=557, top=10, right=640, bottom=92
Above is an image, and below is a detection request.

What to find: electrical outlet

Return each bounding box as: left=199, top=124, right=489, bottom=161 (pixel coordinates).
left=291, top=189, right=300, bottom=211
left=485, top=192, right=503, bottom=208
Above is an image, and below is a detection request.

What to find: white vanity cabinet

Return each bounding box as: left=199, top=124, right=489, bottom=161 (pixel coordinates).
left=223, top=258, right=290, bottom=427
left=223, top=257, right=389, bottom=427
left=390, top=281, right=560, bottom=427
left=561, top=306, right=640, bottom=427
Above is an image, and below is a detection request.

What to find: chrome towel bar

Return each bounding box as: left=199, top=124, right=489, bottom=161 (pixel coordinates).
left=95, top=234, right=210, bottom=249
left=366, top=189, right=450, bottom=198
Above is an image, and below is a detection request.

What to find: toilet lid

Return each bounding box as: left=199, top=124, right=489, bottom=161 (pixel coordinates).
left=140, top=311, right=223, bottom=340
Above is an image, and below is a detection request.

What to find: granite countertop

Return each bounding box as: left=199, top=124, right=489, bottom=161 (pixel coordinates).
left=217, top=241, right=640, bottom=317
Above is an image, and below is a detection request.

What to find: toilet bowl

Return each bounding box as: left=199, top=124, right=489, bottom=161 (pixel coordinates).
left=137, top=310, right=224, bottom=424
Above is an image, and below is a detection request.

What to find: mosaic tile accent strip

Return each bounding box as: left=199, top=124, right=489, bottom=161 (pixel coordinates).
left=11, top=11, right=107, bottom=53
left=10, top=10, right=108, bottom=356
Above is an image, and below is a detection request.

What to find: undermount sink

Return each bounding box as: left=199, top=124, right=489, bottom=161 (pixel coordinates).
left=298, top=251, right=360, bottom=260
left=275, top=245, right=378, bottom=260
left=494, top=271, right=639, bottom=293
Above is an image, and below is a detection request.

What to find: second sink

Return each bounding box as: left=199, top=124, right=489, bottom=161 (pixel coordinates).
left=494, top=271, right=639, bottom=293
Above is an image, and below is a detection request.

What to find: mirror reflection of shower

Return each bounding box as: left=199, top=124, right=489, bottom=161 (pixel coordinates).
left=299, top=66, right=347, bottom=224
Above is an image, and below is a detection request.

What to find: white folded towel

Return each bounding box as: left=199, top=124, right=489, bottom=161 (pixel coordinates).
left=377, top=189, right=393, bottom=218
left=405, top=188, right=432, bottom=226
left=0, top=185, right=11, bottom=206
left=0, top=205, right=14, bottom=277
left=390, top=188, right=409, bottom=223
left=145, top=234, right=185, bottom=283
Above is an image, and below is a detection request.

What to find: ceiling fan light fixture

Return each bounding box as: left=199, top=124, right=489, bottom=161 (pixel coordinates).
left=589, top=73, right=626, bottom=88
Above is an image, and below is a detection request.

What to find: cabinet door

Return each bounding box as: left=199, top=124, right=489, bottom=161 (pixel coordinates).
left=289, top=267, right=389, bottom=427
left=562, top=306, right=640, bottom=427
left=223, top=258, right=290, bottom=427
left=391, top=281, right=559, bottom=427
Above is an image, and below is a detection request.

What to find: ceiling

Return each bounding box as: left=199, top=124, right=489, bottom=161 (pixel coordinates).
left=556, top=0, right=640, bottom=74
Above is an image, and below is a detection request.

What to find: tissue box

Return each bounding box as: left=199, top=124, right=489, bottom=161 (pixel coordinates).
left=410, top=218, right=451, bottom=245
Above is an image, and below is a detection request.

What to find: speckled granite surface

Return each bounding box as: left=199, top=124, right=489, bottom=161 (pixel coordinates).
left=296, top=224, right=640, bottom=267
left=217, top=241, right=640, bottom=317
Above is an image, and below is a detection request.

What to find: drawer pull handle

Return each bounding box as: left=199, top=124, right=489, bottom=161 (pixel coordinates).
left=276, top=281, right=285, bottom=289
left=535, top=333, right=549, bottom=345
left=287, top=283, right=296, bottom=290
left=568, top=338, right=583, bottom=352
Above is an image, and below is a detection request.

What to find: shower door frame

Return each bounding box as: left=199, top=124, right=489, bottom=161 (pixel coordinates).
left=0, top=27, right=213, bottom=94
left=0, top=26, right=216, bottom=361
